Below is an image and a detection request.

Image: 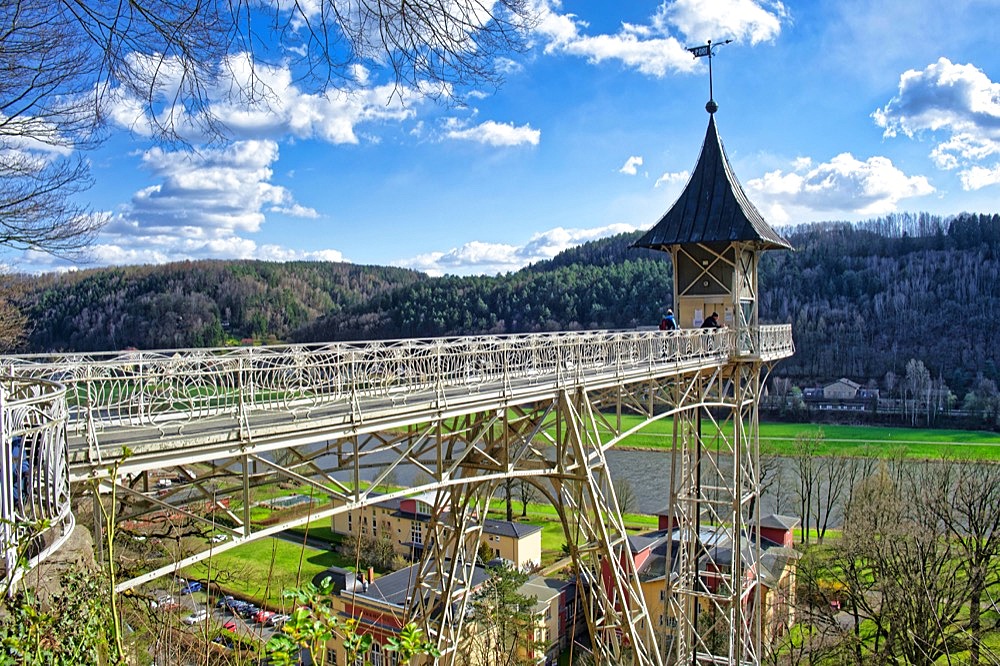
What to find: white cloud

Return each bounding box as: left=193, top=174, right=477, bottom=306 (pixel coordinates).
left=874, top=57, right=1000, bottom=190
left=395, top=223, right=639, bottom=276
left=662, top=0, right=785, bottom=45
left=446, top=120, right=541, bottom=146
left=654, top=170, right=689, bottom=187
left=620, top=156, right=643, bottom=175
left=270, top=203, right=320, bottom=218
left=960, top=164, right=1000, bottom=190
left=7, top=139, right=347, bottom=272
left=532, top=0, right=785, bottom=77
left=104, top=53, right=421, bottom=145
left=256, top=245, right=345, bottom=263
left=747, top=152, right=934, bottom=219
left=126, top=140, right=287, bottom=236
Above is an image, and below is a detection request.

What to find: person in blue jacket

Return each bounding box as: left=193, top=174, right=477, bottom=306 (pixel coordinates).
left=659, top=308, right=678, bottom=331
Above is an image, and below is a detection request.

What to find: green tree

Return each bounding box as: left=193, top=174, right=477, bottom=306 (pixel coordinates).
left=268, top=578, right=438, bottom=666
left=461, top=563, right=544, bottom=666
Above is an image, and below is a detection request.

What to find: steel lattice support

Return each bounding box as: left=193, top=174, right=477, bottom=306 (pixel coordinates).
left=660, top=358, right=766, bottom=665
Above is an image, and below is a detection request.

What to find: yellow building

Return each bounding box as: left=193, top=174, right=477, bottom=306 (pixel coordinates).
left=516, top=577, right=567, bottom=665
left=628, top=515, right=801, bottom=652
left=330, top=491, right=543, bottom=570
left=318, top=563, right=576, bottom=666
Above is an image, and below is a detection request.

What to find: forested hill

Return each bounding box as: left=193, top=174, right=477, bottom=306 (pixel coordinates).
left=294, top=212, right=1000, bottom=398
left=9, top=212, right=1000, bottom=399
left=15, top=260, right=425, bottom=351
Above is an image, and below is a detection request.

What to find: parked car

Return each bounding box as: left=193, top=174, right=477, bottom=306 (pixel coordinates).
left=222, top=619, right=238, bottom=632
left=267, top=613, right=290, bottom=628
left=238, top=604, right=259, bottom=619
left=216, top=595, right=234, bottom=609
left=183, top=609, right=209, bottom=625
left=154, top=594, right=179, bottom=611
left=210, top=533, right=228, bottom=543
left=254, top=610, right=275, bottom=624
left=180, top=580, right=203, bottom=594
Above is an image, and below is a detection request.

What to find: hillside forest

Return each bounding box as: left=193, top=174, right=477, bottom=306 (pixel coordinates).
left=6, top=212, right=999, bottom=425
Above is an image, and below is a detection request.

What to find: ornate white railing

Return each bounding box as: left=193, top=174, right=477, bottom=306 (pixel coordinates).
left=0, top=325, right=792, bottom=467
left=0, top=377, right=74, bottom=594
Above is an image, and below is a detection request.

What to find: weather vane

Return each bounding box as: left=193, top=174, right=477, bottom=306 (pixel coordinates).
left=687, top=39, right=733, bottom=114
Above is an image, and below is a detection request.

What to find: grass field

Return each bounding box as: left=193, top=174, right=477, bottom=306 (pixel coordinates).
left=607, top=413, right=1000, bottom=460
left=183, top=536, right=342, bottom=608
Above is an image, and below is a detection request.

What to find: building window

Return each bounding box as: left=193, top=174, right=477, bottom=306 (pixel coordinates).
left=347, top=514, right=353, bottom=533
left=411, top=522, right=422, bottom=545
left=370, top=642, right=383, bottom=666
left=327, top=648, right=339, bottom=665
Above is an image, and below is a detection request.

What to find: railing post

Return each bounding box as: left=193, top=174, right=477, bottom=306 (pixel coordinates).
left=237, top=355, right=249, bottom=442
left=0, top=383, right=13, bottom=594
left=435, top=340, right=446, bottom=407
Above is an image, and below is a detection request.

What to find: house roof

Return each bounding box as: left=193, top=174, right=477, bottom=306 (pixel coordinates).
left=759, top=547, right=802, bottom=587
left=627, top=532, right=665, bottom=554
left=348, top=562, right=490, bottom=608
left=632, top=114, right=791, bottom=252
left=482, top=518, right=542, bottom=538
left=830, top=378, right=861, bottom=390
left=757, top=514, right=800, bottom=530
left=632, top=525, right=789, bottom=582
left=518, top=577, right=563, bottom=613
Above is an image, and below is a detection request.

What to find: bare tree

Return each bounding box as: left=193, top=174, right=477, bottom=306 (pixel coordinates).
left=515, top=478, right=538, bottom=518
left=823, top=464, right=970, bottom=665
left=613, top=477, right=638, bottom=517
left=926, top=461, right=1000, bottom=666
left=811, top=456, right=847, bottom=543
left=1, top=2, right=107, bottom=270
left=0, top=282, right=27, bottom=351
left=793, top=431, right=822, bottom=544
left=5, top=1, right=534, bottom=146
left=753, top=454, right=785, bottom=517
left=904, top=358, right=931, bottom=426
left=1, top=0, right=536, bottom=345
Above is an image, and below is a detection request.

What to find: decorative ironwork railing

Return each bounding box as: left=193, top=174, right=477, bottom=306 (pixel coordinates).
left=1, top=377, right=74, bottom=593
left=0, top=327, right=791, bottom=440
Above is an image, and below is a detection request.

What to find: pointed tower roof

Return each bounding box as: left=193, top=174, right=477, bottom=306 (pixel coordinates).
left=633, top=114, right=791, bottom=251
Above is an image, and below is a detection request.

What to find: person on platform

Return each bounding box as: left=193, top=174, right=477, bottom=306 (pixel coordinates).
left=702, top=311, right=722, bottom=329
left=659, top=309, right=678, bottom=331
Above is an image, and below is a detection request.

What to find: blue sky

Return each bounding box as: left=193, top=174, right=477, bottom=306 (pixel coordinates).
left=16, top=0, right=1000, bottom=275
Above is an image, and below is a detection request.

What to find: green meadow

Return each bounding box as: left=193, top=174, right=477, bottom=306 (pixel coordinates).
left=609, top=414, right=1000, bottom=461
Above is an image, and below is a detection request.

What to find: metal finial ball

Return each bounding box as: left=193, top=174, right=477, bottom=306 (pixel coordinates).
left=706, top=99, right=718, bottom=114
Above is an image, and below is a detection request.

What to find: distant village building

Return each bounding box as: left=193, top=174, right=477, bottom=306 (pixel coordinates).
left=802, top=377, right=879, bottom=412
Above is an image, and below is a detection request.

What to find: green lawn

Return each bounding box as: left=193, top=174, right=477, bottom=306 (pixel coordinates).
left=599, top=413, right=1000, bottom=460
left=183, top=537, right=344, bottom=609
